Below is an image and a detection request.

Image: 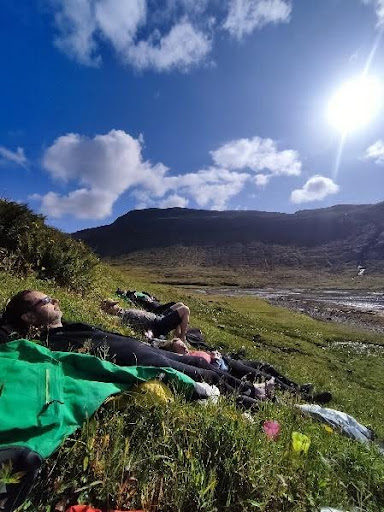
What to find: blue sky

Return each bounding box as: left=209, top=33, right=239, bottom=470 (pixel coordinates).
left=1, top=0, right=384, bottom=233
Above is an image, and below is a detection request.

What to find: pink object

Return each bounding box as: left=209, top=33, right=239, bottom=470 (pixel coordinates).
left=263, top=420, right=281, bottom=441
left=189, top=350, right=213, bottom=364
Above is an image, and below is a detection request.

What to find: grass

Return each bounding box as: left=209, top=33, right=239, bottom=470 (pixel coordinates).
left=1, top=264, right=384, bottom=511
left=108, top=260, right=384, bottom=290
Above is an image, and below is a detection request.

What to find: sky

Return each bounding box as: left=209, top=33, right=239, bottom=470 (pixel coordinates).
left=1, top=0, right=384, bottom=233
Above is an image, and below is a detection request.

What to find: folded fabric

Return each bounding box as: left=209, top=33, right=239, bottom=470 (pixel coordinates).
left=0, top=339, right=196, bottom=459
left=297, top=404, right=373, bottom=444
left=320, top=508, right=348, bottom=512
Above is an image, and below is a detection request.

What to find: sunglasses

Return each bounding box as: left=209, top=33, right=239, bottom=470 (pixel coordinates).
left=29, top=296, right=54, bottom=312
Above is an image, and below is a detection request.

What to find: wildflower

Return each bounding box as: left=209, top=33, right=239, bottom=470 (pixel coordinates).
left=291, top=432, right=311, bottom=454
left=263, top=420, right=281, bottom=441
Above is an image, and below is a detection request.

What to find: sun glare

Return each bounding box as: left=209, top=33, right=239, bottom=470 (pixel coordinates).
left=327, top=76, right=383, bottom=133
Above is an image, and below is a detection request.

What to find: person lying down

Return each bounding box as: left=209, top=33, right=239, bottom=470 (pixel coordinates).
left=159, top=338, right=332, bottom=404
left=101, top=298, right=190, bottom=342
left=1, top=290, right=265, bottom=411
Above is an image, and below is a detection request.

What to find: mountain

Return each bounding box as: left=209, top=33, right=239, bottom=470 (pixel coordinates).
left=72, top=203, right=384, bottom=270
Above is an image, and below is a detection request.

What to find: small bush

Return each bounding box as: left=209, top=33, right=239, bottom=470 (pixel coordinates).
left=0, top=199, right=99, bottom=291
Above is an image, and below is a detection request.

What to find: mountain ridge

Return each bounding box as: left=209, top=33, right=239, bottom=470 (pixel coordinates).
left=73, top=202, right=384, bottom=270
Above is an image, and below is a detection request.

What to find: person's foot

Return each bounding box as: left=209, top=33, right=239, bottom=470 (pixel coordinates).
left=265, top=377, right=275, bottom=398
left=253, top=377, right=275, bottom=400
left=253, top=382, right=266, bottom=399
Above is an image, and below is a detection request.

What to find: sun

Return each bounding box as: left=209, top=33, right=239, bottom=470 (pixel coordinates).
left=327, top=76, right=383, bottom=133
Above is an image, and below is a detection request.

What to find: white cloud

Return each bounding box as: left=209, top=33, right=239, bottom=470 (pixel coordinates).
left=134, top=166, right=250, bottom=211
left=211, top=136, right=302, bottom=178
left=290, top=175, right=339, bottom=204
left=49, top=0, right=210, bottom=71
left=127, top=20, right=211, bottom=71
left=175, top=166, right=250, bottom=210
left=158, top=194, right=189, bottom=208
left=94, top=0, right=146, bottom=53
left=36, top=129, right=305, bottom=219
left=47, top=0, right=291, bottom=71
left=0, top=145, right=28, bottom=168
left=362, top=0, right=384, bottom=26
left=364, top=139, right=384, bottom=164
left=42, top=130, right=145, bottom=192
left=52, top=0, right=101, bottom=66
left=37, top=189, right=117, bottom=219
left=40, top=130, right=152, bottom=218
left=36, top=129, right=253, bottom=218
left=254, top=173, right=270, bottom=186
left=223, top=0, right=291, bottom=39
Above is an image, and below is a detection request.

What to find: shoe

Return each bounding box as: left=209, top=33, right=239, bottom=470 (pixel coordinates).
left=311, top=391, right=332, bottom=405
left=300, top=383, right=314, bottom=394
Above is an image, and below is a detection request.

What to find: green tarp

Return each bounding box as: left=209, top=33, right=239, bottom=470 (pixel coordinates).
left=0, top=339, right=195, bottom=459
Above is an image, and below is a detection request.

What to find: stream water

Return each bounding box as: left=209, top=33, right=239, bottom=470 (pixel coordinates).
left=199, top=288, right=384, bottom=313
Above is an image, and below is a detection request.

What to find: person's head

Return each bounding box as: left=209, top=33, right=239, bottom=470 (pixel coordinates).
left=3, top=290, right=62, bottom=333
left=170, top=338, right=189, bottom=355
left=159, top=338, right=189, bottom=354
left=101, top=299, right=120, bottom=315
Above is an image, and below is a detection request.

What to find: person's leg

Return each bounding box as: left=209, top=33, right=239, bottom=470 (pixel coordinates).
left=151, top=310, right=183, bottom=339
left=87, top=335, right=258, bottom=402
left=224, top=357, right=303, bottom=393
left=153, top=302, right=177, bottom=314
left=154, top=306, right=190, bottom=341
left=170, top=302, right=185, bottom=310
left=165, top=352, right=256, bottom=397
left=175, top=305, right=189, bottom=341
left=244, top=360, right=304, bottom=390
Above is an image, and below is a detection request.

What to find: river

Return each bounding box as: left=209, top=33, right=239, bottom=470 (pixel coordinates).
left=199, top=288, right=384, bottom=313
left=196, top=287, right=384, bottom=333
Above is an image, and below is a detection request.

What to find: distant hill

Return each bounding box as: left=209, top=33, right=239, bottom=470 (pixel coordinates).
left=72, top=203, right=384, bottom=271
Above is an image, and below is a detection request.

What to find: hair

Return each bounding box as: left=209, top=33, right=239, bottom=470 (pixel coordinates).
left=2, top=290, right=34, bottom=333
left=160, top=338, right=188, bottom=353
left=158, top=339, right=175, bottom=351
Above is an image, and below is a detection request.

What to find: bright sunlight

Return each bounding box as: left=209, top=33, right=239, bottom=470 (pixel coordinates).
left=327, top=75, right=383, bottom=133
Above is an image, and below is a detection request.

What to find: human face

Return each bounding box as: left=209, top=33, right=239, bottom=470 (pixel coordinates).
left=172, top=339, right=189, bottom=355
left=24, top=291, right=62, bottom=327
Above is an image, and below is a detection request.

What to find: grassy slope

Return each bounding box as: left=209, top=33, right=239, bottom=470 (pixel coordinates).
left=1, top=266, right=384, bottom=512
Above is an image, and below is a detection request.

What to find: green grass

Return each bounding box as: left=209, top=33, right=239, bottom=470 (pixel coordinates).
left=109, top=260, right=384, bottom=290
left=1, top=266, right=384, bottom=511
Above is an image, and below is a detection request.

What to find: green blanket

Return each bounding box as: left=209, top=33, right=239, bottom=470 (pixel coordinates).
left=0, top=339, right=195, bottom=458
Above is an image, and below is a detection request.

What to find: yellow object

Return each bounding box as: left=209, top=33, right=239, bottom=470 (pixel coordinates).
left=104, top=380, right=174, bottom=410
left=133, top=379, right=174, bottom=404
left=291, top=432, right=311, bottom=455
left=323, top=425, right=334, bottom=434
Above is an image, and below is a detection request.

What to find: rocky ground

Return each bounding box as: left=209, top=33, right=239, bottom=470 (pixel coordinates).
left=268, top=295, right=384, bottom=335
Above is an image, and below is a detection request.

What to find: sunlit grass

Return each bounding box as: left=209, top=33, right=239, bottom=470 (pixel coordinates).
left=1, top=266, right=383, bottom=511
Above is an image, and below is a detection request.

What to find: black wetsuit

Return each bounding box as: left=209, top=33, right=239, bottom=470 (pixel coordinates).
left=41, top=322, right=256, bottom=401
left=223, top=357, right=305, bottom=393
